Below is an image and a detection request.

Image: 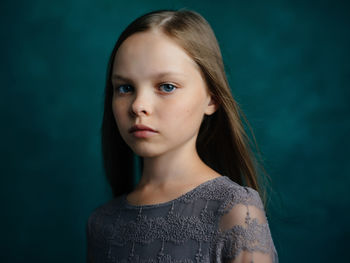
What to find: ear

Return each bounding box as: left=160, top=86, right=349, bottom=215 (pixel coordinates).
left=204, top=95, right=219, bottom=116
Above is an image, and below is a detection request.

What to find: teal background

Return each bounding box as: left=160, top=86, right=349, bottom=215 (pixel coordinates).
left=1, top=0, right=349, bottom=262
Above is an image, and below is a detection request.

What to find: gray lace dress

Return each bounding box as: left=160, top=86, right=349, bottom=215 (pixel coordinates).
left=86, top=175, right=278, bottom=262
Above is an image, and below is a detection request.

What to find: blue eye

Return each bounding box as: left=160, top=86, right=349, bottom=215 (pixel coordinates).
left=116, top=85, right=133, bottom=94
left=160, top=83, right=176, bottom=93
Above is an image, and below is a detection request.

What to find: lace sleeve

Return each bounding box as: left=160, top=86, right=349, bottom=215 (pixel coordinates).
left=215, top=187, right=278, bottom=263
left=86, top=209, right=101, bottom=263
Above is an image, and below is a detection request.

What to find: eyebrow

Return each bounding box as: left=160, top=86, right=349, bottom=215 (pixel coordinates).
left=111, top=71, right=186, bottom=82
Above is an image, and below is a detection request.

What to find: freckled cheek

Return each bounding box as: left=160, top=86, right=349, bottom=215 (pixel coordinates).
left=158, top=100, right=202, bottom=130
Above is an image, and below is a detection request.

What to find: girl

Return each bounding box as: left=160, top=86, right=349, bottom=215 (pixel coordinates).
left=87, top=9, right=278, bottom=263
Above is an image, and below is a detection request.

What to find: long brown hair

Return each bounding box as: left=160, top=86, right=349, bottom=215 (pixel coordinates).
left=101, top=8, right=272, bottom=206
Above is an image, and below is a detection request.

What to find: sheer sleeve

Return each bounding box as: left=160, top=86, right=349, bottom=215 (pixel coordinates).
left=215, top=187, right=278, bottom=263
left=86, top=208, right=102, bottom=263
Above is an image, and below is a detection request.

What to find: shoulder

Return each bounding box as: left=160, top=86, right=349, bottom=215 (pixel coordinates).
left=203, top=176, right=265, bottom=214
left=212, top=178, right=277, bottom=262
left=212, top=177, right=270, bottom=238
left=86, top=196, right=124, bottom=231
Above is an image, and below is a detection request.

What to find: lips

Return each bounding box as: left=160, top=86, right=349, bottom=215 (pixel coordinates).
left=128, top=124, right=157, bottom=133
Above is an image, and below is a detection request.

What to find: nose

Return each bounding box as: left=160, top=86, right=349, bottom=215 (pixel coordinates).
left=130, top=89, right=152, bottom=117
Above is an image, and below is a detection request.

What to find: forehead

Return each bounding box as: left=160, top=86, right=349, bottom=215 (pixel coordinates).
left=112, top=30, right=199, bottom=78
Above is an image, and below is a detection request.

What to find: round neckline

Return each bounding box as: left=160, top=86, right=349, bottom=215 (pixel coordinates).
left=122, top=175, right=227, bottom=209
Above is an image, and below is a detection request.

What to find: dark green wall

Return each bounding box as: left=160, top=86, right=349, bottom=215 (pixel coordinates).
left=1, top=0, right=349, bottom=262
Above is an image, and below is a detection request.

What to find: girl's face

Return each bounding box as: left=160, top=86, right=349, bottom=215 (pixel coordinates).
left=111, top=30, right=217, bottom=157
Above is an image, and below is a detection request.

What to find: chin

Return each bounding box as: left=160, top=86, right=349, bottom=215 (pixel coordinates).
left=128, top=144, right=163, bottom=158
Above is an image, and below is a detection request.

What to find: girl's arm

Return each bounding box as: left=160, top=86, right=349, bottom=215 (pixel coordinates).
left=214, top=188, right=278, bottom=263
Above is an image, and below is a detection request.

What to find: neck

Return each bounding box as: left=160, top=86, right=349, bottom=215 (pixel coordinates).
left=137, top=139, right=213, bottom=188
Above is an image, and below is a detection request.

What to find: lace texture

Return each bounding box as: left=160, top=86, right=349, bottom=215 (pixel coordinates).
left=86, top=176, right=278, bottom=263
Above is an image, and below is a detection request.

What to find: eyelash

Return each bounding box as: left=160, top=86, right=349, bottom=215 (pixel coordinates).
left=114, top=83, right=177, bottom=94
